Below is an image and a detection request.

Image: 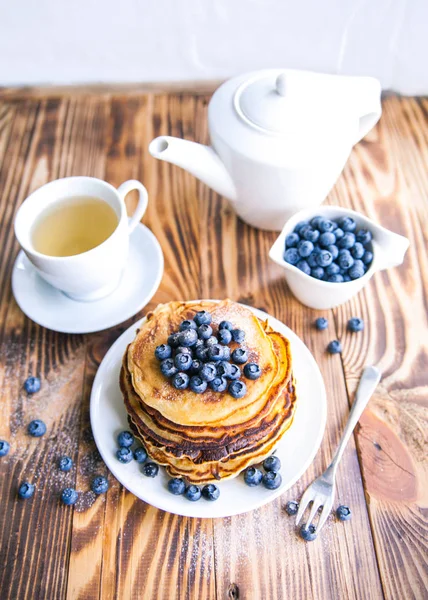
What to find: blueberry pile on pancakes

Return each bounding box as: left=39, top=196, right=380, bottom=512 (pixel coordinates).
left=120, top=300, right=297, bottom=483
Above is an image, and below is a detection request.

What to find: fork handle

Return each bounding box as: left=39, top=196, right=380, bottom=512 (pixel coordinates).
left=327, top=365, right=381, bottom=479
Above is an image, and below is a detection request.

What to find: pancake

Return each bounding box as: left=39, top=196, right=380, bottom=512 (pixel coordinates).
left=121, top=299, right=297, bottom=483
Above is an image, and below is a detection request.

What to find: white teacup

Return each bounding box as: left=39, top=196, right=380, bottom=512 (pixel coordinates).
left=14, top=177, right=148, bottom=301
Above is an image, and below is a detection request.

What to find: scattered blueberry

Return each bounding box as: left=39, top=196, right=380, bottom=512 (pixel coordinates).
left=284, top=248, right=300, bottom=265
left=300, top=523, right=317, bottom=542
left=61, top=488, right=78, bottom=505
left=179, top=320, right=197, bottom=331
left=210, top=376, right=228, bottom=392
left=218, top=328, right=232, bottom=345
left=116, top=447, right=133, bottom=463
left=231, top=348, right=248, bottom=364
left=285, top=500, right=299, bottom=516
left=263, top=456, right=281, bottom=472
left=195, top=346, right=209, bottom=361
left=168, top=478, right=186, bottom=495
left=201, top=484, right=220, bottom=501
left=176, top=346, right=192, bottom=356
left=296, top=259, right=311, bottom=275
left=190, top=375, right=208, bottom=393
left=356, top=229, right=372, bottom=244
left=348, top=317, right=364, bottom=332
left=174, top=352, right=193, bottom=371
left=58, top=456, right=73, bottom=472
left=185, top=485, right=202, bottom=501
left=297, top=240, right=314, bottom=258
left=228, top=364, right=241, bottom=380
left=244, top=467, right=263, bottom=487
left=207, top=344, right=224, bottom=361
left=219, top=320, right=233, bottom=331
left=24, top=376, right=41, bottom=394
left=172, top=372, right=190, bottom=390
left=189, top=359, right=203, bottom=375
left=316, top=250, right=333, bottom=267
left=117, top=431, right=134, bottom=448
left=315, top=317, right=328, bottom=331
left=311, top=267, right=325, bottom=279
left=285, top=232, right=300, bottom=247
left=262, top=471, right=282, bottom=490
left=228, top=380, right=247, bottom=399
left=200, top=363, right=217, bottom=382
left=18, top=482, right=35, bottom=499
left=27, top=419, right=46, bottom=437
left=338, top=216, right=356, bottom=232
left=327, top=340, right=342, bottom=354
left=91, top=476, right=109, bottom=495
left=350, top=242, right=365, bottom=259
left=143, top=462, right=159, bottom=477
left=336, top=505, right=352, bottom=521
left=222, top=346, right=231, bottom=361
left=194, top=311, right=212, bottom=326
left=204, top=337, right=218, bottom=349
left=0, top=440, right=10, bottom=457
left=337, top=232, right=356, bottom=249
left=216, top=361, right=231, bottom=378
left=231, top=329, right=245, bottom=343
left=160, top=358, right=178, bottom=378
left=198, top=324, right=213, bottom=340
left=133, top=446, right=148, bottom=463
left=167, top=332, right=181, bottom=348
left=178, top=329, right=198, bottom=347
left=155, top=344, right=172, bottom=360
left=243, top=363, right=261, bottom=380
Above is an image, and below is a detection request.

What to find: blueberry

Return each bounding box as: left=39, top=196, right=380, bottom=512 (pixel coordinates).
left=356, top=229, right=372, bottom=245
left=218, top=328, right=232, bottom=345
left=349, top=262, right=365, bottom=280
left=231, top=348, right=248, bottom=364
left=300, top=523, right=317, bottom=542
left=336, top=505, right=352, bottom=521
left=200, top=362, right=217, bottom=382
left=194, top=338, right=204, bottom=349
left=362, top=250, right=373, bottom=266
left=167, top=478, right=186, bottom=495
left=168, top=332, right=181, bottom=348
left=201, top=484, right=220, bottom=501
left=210, top=376, right=228, bottom=392
left=91, top=476, right=109, bottom=495
left=263, top=456, right=281, bottom=472
left=311, top=267, right=325, bottom=280
left=222, top=346, right=231, bottom=361
left=228, top=364, right=241, bottom=380
left=174, top=352, right=193, bottom=371
left=285, top=500, right=299, bottom=516
left=117, top=431, right=134, bottom=448
left=334, top=227, right=344, bottom=241
left=116, top=447, right=133, bottom=463
left=348, top=317, right=364, bottom=332
left=160, top=358, right=178, bottom=378
left=338, top=216, right=357, bottom=232
left=198, top=324, right=213, bottom=340
left=316, top=250, right=333, bottom=267
left=326, top=262, right=340, bottom=276
left=205, top=336, right=218, bottom=347
left=319, top=232, right=336, bottom=248
left=310, top=215, right=323, bottom=229
left=300, top=226, right=320, bottom=243
left=155, top=344, right=172, bottom=360
left=185, top=484, right=202, bottom=501
left=189, top=359, right=203, bottom=375
left=216, top=361, right=231, bottom=378
left=143, top=462, right=159, bottom=477
left=350, top=242, right=365, bottom=259
left=219, top=320, right=233, bottom=331
left=338, top=250, right=354, bottom=270
left=133, top=446, right=148, bottom=463
left=58, top=456, right=73, bottom=472
left=24, top=376, right=41, bottom=394
left=285, top=232, right=300, bottom=248
left=327, top=340, right=342, bottom=354
left=297, top=240, right=314, bottom=258
left=262, top=471, right=282, bottom=490
left=228, top=380, right=247, bottom=398
left=61, top=488, right=78, bottom=505
left=284, top=248, right=300, bottom=265
left=338, top=232, right=356, bottom=249
left=194, top=311, right=212, bottom=326
left=244, top=467, right=263, bottom=487
left=176, top=346, right=192, bottom=356
left=179, top=329, right=198, bottom=347
left=18, top=482, right=35, bottom=499
left=343, top=274, right=351, bottom=281
left=327, top=245, right=339, bottom=260
left=195, top=346, right=209, bottom=362
left=243, top=363, right=261, bottom=380
left=327, top=274, right=344, bottom=282
left=307, top=252, right=319, bottom=268
left=172, top=372, right=190, bottom=390
left=315, top=317, right=328, bottom=330
left=208, top=344, right=224, bottom=361
left=0, top=440, right=10, bottom=457
left=179, top=319, right=197, bottom=331
left=231, top=329, right=245, bottom=343
left=27, top=419, right=46, bottom=437
left=294, top=220, right=309, bottom=234
left=296, top=259, right=311, bottom=275
left=318, top=219, right=335, bottom=233
left=189, top=375, right=208, bottom=393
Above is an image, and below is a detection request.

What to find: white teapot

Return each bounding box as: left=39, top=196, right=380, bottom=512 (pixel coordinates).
left=149, top=69, right=381, bottom=231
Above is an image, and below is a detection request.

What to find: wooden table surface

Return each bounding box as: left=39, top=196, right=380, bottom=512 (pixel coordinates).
left=0, top=90, right=427, bottom=600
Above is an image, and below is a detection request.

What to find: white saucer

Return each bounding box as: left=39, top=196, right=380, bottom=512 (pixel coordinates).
left=12, top=223, right=164, bottom=334
left=90, top=304, right=327, bottom=518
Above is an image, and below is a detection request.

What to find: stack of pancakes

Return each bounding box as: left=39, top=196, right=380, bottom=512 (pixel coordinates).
left=120, top=300, right=297, bottom=483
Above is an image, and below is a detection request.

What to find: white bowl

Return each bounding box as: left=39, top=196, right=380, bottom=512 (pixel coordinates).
left=269, top=206, right=409, bottom=310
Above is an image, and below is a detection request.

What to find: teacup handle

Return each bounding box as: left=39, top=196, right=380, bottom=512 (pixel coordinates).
left=117, top=180, right=149, bottom=233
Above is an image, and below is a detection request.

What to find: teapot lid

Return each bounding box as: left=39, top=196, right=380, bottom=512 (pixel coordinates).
left=234, top=71, right=333, bottom=135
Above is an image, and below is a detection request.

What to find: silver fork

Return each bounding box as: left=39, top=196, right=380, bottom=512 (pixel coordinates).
left=295, top=365, right=381, bottom=535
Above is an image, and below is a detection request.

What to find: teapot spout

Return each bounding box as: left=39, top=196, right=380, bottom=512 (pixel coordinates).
left=149, top=136, right=236, bottom=201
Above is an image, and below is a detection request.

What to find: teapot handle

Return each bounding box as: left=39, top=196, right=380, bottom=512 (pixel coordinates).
left=354, top=77, right=382, bottom=144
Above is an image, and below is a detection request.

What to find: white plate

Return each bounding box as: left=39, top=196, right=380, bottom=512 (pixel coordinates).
left=11, top=223, right=164, bottom=334
left=90, top=305, right=327, bottom=518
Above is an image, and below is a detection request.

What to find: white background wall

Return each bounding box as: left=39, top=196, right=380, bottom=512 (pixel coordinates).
left=0, top=0, right=426, bottom=94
